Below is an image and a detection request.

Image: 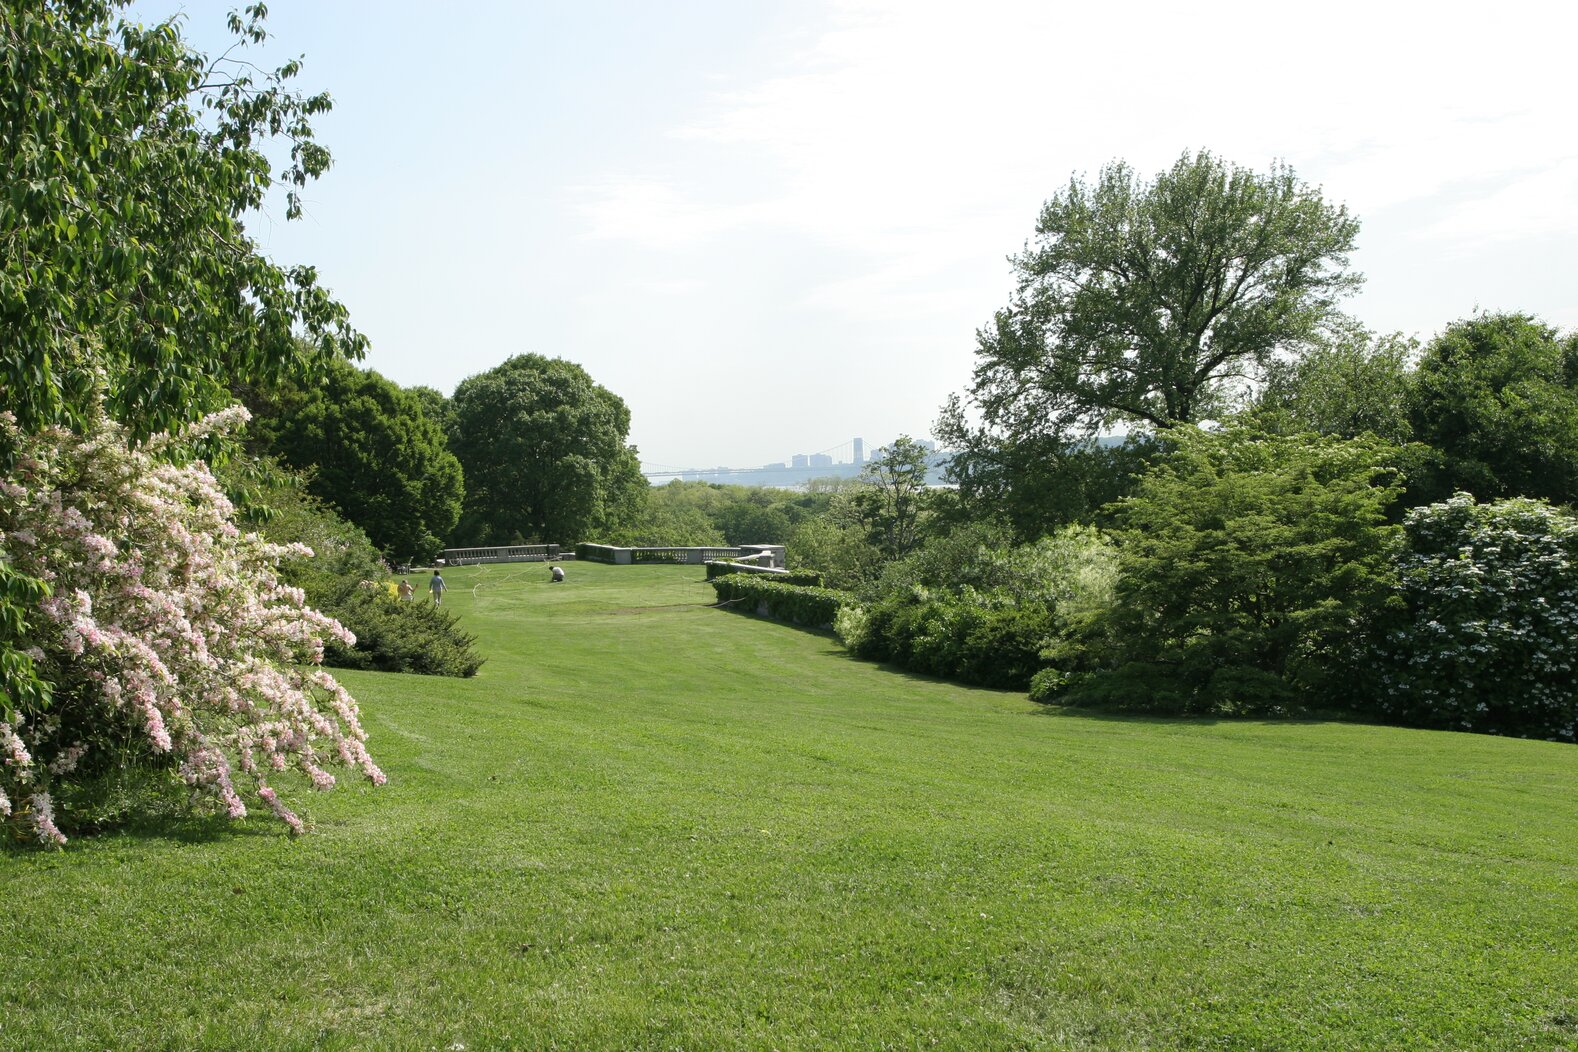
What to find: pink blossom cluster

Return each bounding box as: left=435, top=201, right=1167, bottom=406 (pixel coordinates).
left=0, top=406, right=385, bottom=846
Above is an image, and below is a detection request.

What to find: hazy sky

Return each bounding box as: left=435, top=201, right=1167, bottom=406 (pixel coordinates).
left=141, top=0, right=1576, bottom=470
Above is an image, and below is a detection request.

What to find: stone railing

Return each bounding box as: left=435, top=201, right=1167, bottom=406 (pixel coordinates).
left=441, top=544, right=559, bottom=566
left=576, top=544, right=742, bottom=565
left=703, top=560, right=789, bottom=579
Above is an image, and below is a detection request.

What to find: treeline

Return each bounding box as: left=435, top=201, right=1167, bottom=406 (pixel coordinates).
left=242, top=353, right=640, bottom=563
left=241, top=351, right=864, bottom=560
left=768, top=153, right=1578, bottom=744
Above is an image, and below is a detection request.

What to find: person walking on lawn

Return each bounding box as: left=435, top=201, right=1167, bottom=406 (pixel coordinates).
left=429, top=570, right=447, bottom=607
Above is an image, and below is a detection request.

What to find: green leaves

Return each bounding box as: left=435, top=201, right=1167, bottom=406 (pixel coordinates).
left=1069, top=426, right=1405, bottom=714
left=0, top=0, right=365, bottom=440
left=246, top=359, right=463, bottom=563
left=1408, top=313, right=1578, bottom=506
left=960, top=150, right=1361, bottom=443
left=449, top=355, right=642, bottom=547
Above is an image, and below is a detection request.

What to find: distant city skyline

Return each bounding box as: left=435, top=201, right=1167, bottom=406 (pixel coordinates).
left=642, top=435, right=944, bottom=484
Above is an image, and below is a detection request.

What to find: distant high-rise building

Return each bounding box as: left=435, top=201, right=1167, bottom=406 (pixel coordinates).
left=852, top=437, right=864, bottom=465
left=810, top=453, right=833, bottom=468
left=792, top=454, right=809, bottom=469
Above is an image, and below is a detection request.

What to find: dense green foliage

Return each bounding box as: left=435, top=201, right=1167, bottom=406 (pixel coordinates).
left=310, top=582, right=484, bottom=678
left=709, top=575, right=848, bottom=628
left=10, top=564, right=1574, bottom=1048
left=1371, top=495, right=1578, bottom=741
left=848, top=590, right=1055, bottom=690
left=785, top=508, right=886, bottom=592
left=249, top=467, right=483, bottom=678
left=932, top=431, right=1158, bottom=542
left=1254, top=326, right=1418, bottom=444
left=841, top=527, right=1118, bottom=691
left=1053, top=427, right=1404, bottom=714
left=949, top=150, right=1359, bottom=443
left=704, top=562, right=825, bottom=587
left=450, top=355, right=644, bottom=546
left=247, top=360, right=463, bottom=562
left=936, top=150, right=1361, bottom=544
left=0, top=1, right=365, bottom=786
left=0, top=0, right=363, bottom=439
left=607, top=480, right=835, bottom=549
left=1408, top=312, right=1578, bottom=506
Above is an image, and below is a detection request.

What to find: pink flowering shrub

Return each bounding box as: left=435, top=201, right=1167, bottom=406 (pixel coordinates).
left=0, top=406, right=385, bottom=846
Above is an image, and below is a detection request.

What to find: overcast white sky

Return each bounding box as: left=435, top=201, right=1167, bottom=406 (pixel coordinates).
left=144, top=0, right=1577, bottom=470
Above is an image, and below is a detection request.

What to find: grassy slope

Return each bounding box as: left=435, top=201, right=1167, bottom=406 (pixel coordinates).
left=4, top=563, right=1577, bottom=1051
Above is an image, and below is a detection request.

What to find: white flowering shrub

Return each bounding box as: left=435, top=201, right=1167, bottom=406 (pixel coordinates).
left=0, top=406, right=385, bottom=846
left=1373, top=494, right=1578, bottom=742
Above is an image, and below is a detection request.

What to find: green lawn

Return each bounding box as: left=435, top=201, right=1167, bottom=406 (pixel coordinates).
left=4, top=563, right=1577, bottom=1050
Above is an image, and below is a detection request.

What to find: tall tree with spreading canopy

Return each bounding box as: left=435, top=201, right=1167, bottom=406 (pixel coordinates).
left=973, top=150, right=1360, bottom=433
left=852, top=436, right=933, bottom=559
left=940, top=151, right=1361, bottom=530
left=449, top=355, right=643, bottom=545
left=247, top=360, right=464, bottom=563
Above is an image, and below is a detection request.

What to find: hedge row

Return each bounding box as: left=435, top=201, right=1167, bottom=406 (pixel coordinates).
left=709, top=575, right=849, bottom=628
left=704, top=560, right=825, bottom=587
left=849, top=592, right=1054, bottom=690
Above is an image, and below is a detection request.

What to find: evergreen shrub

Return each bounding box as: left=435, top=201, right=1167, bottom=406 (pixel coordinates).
left=1054, top=427, right=1404, bottom=715
left=311, top=581, right=483, bottom=677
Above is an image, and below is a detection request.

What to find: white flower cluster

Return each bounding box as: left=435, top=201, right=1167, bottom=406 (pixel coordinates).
left=1373, top=494, right=1578, bottom=742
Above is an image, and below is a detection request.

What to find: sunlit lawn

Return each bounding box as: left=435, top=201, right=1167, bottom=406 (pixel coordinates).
left=4, top=562, right=1577, bottom=1050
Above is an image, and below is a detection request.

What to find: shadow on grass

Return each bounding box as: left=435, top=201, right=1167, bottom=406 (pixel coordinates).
left=3, top=808, right=279, bottom=857
left=828, top=644, right=1360, bottom=733
left=709, top=603, right=839, bottom=639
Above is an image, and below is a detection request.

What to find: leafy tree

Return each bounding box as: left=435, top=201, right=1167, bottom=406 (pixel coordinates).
left=606, top=481, right=833, bottom=548
left=932, top=424, right=1158, bottom=540
left=605, top=481, right=725, bottom=547
left=407, top=386, right=456, bottom=436
left=1408, top=313, right=1578, bottom=506
left=1252, top=324, right=1418, bottom=444
left=0, top=1, right=363, bottom=439
left=786, top=501, right=885, bottom=592
left=969, top=151, right=1360, bottom=435
left=248, top=360, right=463, bottom=562
left=941, top=151, right=1359, bottom=530
left=852, top=436, right=932, bottom=559
left=1055, top=426, right=1405, bottom=714
left=715, top=501, right=792, bottom=546
left=449, top=355, right=642, bottom=545
left=1, top=2, right=360, bottom=754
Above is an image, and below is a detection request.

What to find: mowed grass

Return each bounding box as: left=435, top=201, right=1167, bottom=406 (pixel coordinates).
left=4, top=563, right=1577, bottom=1051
